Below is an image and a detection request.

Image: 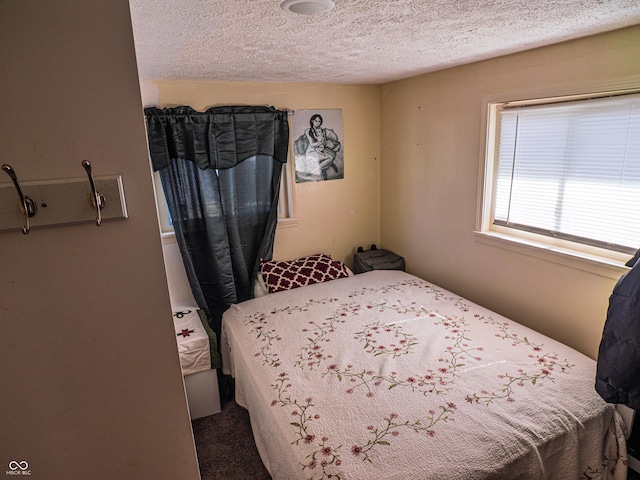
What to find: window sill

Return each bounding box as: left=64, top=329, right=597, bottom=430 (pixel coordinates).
left=277, top=217, right=299, bottom=229
left=161, top=231, right=177, bottom=245
left=473, top=230, right=629, bottom=280
left=159, top=217, right=299, bottom=245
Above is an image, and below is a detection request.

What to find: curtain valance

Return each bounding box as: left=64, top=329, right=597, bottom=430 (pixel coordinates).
left=144, top=106, right=289, bottom=171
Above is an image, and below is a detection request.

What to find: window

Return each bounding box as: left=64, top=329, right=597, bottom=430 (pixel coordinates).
left=153, top=170, right=173, bottom=235
left=479, top=90, right=640, bottom=270
left=277, top=159, right=297, bottom=227
left=153, top=160, right=296, bottom=237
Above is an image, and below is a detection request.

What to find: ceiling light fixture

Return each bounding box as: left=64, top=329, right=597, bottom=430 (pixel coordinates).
left=280, top=0, right=335, bottom=16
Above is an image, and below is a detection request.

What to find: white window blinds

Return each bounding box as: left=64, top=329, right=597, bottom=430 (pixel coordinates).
left=494, top=93, right=640, bottom=253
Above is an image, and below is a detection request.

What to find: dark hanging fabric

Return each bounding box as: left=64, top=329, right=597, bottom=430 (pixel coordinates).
left=595, top=254, right=640, bottom=410
left=145, top=106, right=289, bottom=171
left=145, top=106, right=289, bottom=341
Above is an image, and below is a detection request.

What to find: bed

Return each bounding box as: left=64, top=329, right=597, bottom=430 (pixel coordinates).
left=221, top=262, right=627, bottom=479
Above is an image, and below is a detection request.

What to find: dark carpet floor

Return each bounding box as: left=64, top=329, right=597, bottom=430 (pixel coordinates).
left=191, top=398, right=271, bottom=480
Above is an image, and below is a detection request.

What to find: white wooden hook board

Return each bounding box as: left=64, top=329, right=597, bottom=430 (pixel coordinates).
left=0, top=175, right=127, bottom=233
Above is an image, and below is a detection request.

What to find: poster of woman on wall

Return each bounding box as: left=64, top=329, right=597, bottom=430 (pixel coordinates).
left=293, top=109, right=344, bottom=183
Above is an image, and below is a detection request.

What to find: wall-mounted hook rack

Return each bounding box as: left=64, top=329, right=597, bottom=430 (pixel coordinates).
left=0, top=164, right=127, bottom=234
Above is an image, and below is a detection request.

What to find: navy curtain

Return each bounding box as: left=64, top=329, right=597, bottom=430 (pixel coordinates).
left=145, top=106, right=289, bottom=340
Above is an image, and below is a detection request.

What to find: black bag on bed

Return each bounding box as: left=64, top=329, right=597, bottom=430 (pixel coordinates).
left=353, top=245, right=405, bottom=274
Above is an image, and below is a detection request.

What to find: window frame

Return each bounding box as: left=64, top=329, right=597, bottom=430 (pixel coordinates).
left=152, top=156, right=298, bottom=239
left=476, top=79, right=640, bottom=279
left=152, top=170, right=173, bottom=236
left=276, top=155, right=299, bottom=229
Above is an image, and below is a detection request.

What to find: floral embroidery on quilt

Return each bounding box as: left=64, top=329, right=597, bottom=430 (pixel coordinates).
left=245, top=297, right=340, bottom=368
left=321, top=313, right=479, bottom=397
left=353, top=320, right=418, bottom=358
left=295, top=301, right=361, bottom=369
left=272, top=371, right=457, bottom=480
left=272, top=373, right=343, bottom=479
left=465, top=314, right=574, bottom=405
left=351, top=406, right=457, bottom=463
left=241, top=279, right=579, bottom=480
left=580, top=413, right=628, bottom=480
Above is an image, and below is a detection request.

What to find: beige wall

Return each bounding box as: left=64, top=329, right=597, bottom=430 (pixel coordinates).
left=379, top=25, right=640, bottom=359
left=0, top=2, right=200, bottom=479
left=141, top=81, right=381, bottom=285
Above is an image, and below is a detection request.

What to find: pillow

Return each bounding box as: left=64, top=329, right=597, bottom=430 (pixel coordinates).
left=260, top=253, right=351, bottom=294
left=253, top=272, right=269, bottom=298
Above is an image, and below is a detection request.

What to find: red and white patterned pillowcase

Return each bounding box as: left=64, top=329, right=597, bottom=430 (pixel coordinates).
left=260, top=254, right=351, bottom=294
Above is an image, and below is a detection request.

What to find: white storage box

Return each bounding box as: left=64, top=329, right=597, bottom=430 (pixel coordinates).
left=184, top=368, right=221, bottom=419
left=173, top=307, right=222, bottom=419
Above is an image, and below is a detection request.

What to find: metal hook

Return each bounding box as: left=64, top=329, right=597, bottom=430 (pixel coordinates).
left=1, top=164, right=37, bottom=234
left=81, top=160, right=105, bottom=226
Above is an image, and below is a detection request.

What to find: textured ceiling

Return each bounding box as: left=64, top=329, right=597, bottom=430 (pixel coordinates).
left=129, top=0, right=640, bottom=85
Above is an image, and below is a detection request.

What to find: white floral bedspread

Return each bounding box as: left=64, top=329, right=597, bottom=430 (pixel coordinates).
left=221, top=270, right=627, bottom=480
